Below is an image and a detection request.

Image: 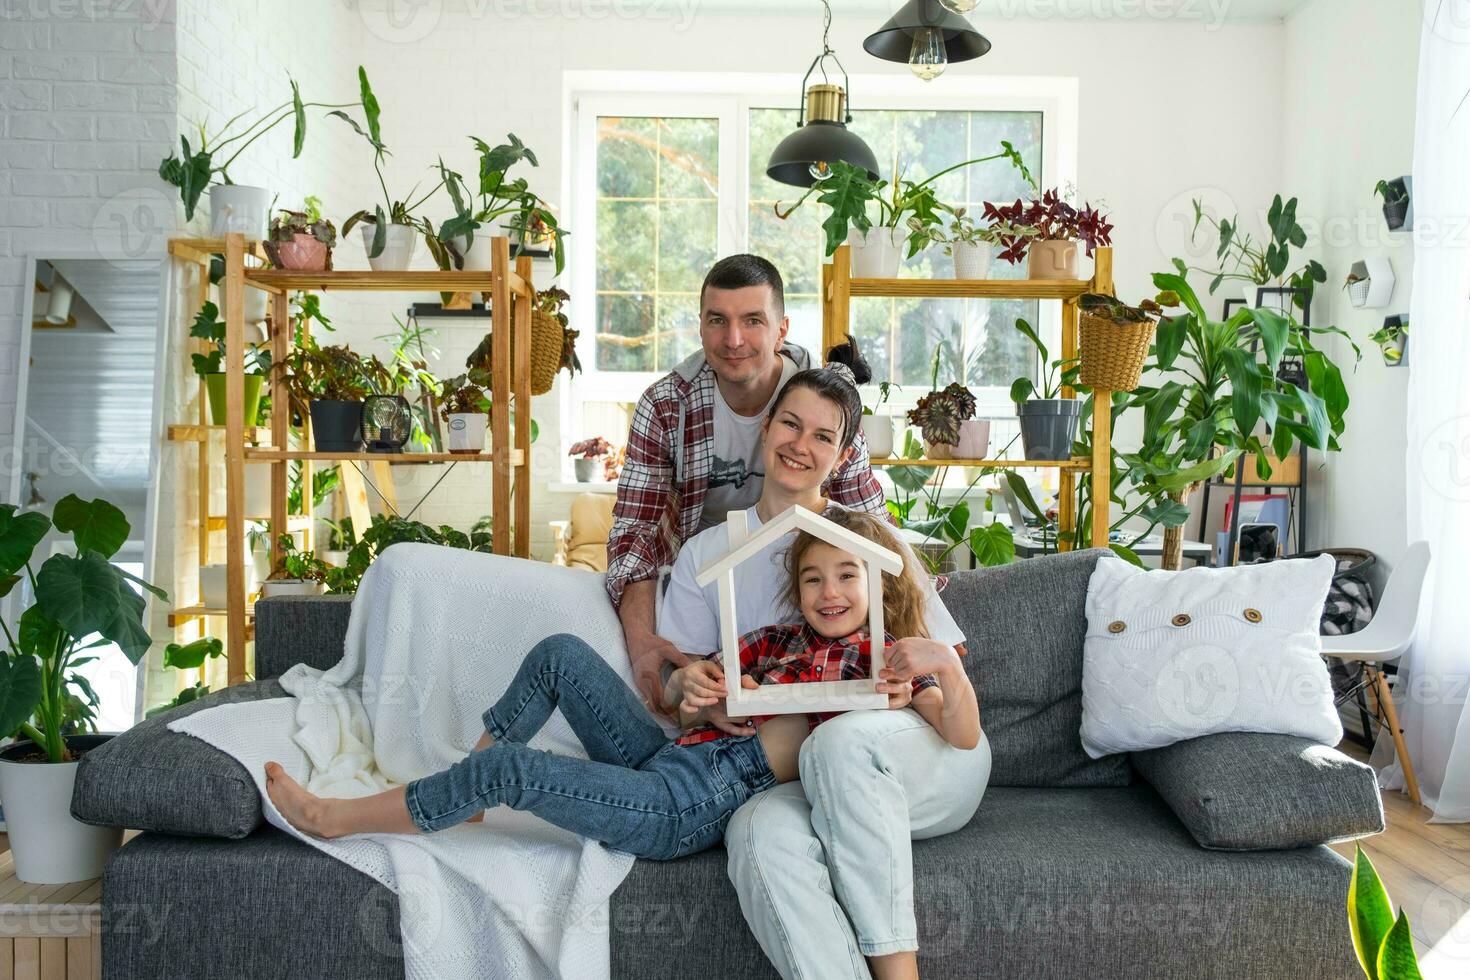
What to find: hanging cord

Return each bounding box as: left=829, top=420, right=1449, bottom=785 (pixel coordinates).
left=796, top=0, right=854, bottom=126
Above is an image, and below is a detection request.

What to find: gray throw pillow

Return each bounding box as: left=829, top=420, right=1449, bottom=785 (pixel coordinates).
left=71, top=680, right=286, bottom=838
left=1132, top=732, right=1385, bottom=850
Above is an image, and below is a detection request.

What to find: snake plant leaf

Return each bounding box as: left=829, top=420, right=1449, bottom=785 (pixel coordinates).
left=969, top=522, right=1016, bottom=567
left=1375, top=911, right=1424, bottom=980
left=36, top=552, right=152, bottom=665
left=52, top=494, right=129, bottom=560
left=290, top=78, right=305, bottom=157
left=0, top=505, right=51, bottom=579
left=1349, top=845, right=1395, bottom=980
left=0, top=654, right=43, bottom=741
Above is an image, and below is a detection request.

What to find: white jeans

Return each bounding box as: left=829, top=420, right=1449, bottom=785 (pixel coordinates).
left=725, top=709, right=992, bottom=979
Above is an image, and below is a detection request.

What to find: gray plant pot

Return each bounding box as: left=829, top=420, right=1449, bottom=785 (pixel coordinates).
left=1018, top=399, right=1081, bottom=461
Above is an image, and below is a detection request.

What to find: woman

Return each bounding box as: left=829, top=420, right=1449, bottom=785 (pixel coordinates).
left=657, top=342, right=992, bottom=980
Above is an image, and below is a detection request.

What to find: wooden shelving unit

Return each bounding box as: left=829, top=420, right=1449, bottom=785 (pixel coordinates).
left=821, top=244, right=1116, bottom=550
left=167, top=233, right=536, bottom=683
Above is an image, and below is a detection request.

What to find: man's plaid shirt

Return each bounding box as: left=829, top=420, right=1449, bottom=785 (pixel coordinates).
left=674, top=622, right=938, bottom=746
left=605, top=346, right=887, bottom=610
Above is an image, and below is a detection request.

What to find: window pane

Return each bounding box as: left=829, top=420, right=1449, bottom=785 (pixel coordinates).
left=747, top=107, right=1045, bottom=396
left=595, top=114, right=719, bottom=371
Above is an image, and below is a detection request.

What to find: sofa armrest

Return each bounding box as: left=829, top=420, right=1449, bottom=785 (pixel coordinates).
left=72, top=679, right=287, bottom=839
left=254, top=594, right=353, bottom=679
left=1131, top=732, right=1385, bottom=851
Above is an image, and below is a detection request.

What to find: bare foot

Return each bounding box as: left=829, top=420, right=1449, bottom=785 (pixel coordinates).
left=473, top=730, right=494, bottom=753
left=264, top=761, right=340, bottom=839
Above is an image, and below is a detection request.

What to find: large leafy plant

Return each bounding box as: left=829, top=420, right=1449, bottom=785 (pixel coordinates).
left=278, top=340, right=373, bottom=404
left=325, top=515, right=493, bottom=595
left=0, top=496, right=166, bottom=763
left=775, top=141, right=1032, bottom=258
left=1187, top=194, right=1327, bottom=310
left=189, top=300, right=272, bottom=377
left=435, top=134, right=568, bottom=275
left=158, top=74, right=377, bottom=221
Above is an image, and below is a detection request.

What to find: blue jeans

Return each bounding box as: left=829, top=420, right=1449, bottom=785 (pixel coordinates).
left=403, top=633, right=776, bottom=860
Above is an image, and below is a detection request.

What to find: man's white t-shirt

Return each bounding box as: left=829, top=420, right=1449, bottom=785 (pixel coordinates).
left=657, top=503, right=967, bottom=656
left=698, top=357, right=800, bottom=531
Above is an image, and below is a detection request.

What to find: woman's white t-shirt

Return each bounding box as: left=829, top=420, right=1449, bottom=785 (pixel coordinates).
left=656, top=503, right=967, bottom=656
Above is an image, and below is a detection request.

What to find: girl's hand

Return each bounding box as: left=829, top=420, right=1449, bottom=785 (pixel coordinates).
left=875, top=675, right=913, bottom=710
left=675, top=659, right=728, bottom=712
left=880, top=637, right=961, bottom=685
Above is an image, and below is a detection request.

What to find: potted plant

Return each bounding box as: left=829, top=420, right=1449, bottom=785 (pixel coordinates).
left=1076, top=292, right=1167, bottom=393
left=0, top=495, right=166, bottom=882
left=907, top=206, right=1008, bottom=280
left=199, top=560, right=257, bottom=609
left=339, top=69, right=444, bottom=271
left=860, top=380, right=900, bottom=458
left=1006, top=317, right=1082, bottom=461
left=907, top=382, right=986, bottom=460
left=504, top=207, right=566, bottom=274
left=279, top=340, right=372, bottom=452
left=1370, top=315, right=1408, bottom=366
left=436, top=135, right=568, bottom=275
left=190, top=300, right=271, bottom=426
left=158, top=72, right=378, bottom=236
left=439, top=371, right=491, bottom=453
left=260, top=533, right=329, bottom=597
left=774, top=141, right=1032, bottom=278
left=264, top=196, right=337, bottom=271
left=1375, top=177, right=1412, bottom=232
left=1186, top=195, right=1327, bottom=311
left=983, top=185, right=1113, bottom=280
left=568, top=437, right=612, bottom=482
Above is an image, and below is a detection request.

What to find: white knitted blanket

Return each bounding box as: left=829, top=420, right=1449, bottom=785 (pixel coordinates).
left=168, top=543, right=643, bottom=980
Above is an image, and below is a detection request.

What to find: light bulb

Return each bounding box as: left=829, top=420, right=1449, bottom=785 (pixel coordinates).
left=909, top=28, right=947, bottom=81
left=808, top=160, right=833, bottom=181
left=938, top=0, right=978, bottom=11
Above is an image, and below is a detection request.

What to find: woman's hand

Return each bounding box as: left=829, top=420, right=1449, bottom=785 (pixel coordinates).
left=880, top=637, right=962, bottom=685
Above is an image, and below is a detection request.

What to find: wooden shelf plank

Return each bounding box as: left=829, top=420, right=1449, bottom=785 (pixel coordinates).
left=870, top=457, right=1090, bottom=469
left=847, top=278, right=1091, bottom=300
left=205, top=515, right=310, bottom=532
left=168, top=237, right=268, bottom=264
left=167, top=424, right=270, bottom=443
left=167, top=605, right=255, bottom=635
left=243, top=448, right=525, bottom=466
left=245, top=270, right=501, bottom=292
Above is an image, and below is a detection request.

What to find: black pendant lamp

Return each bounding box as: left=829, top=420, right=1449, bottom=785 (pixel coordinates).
left=766, top=0, right=879, bottom=189
left=863, top=0, right=992, bottom=82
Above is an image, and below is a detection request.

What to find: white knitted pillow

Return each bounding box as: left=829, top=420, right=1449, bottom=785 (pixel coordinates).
left=1079, top=554, right=1340, bottom=759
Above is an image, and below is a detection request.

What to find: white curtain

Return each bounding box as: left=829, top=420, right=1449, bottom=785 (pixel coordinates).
left=1374, top=0, right=1470, bottom=822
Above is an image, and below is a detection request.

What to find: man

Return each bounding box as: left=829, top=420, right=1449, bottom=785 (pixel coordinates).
left=606, top=254, right=885, bottom=706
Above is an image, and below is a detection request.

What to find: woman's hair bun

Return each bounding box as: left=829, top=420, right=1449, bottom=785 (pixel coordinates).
left=825, top=335, right=872, bottom=386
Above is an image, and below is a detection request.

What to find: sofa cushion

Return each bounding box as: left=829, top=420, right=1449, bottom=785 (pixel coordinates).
left=611, top=785, right=1358, bottom=979
left=939, top=550, right=1131, bottom=787
left=254, top=594, right=353, bottom=679
left=72, top=680, right=284, bottom=838
left=1131, top=732, right=1386, bottom=850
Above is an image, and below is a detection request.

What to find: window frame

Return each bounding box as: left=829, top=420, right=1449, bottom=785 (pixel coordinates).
left=563, top=71, right=1079, bottom=446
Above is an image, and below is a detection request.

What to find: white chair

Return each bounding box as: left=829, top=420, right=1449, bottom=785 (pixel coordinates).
left=1321, top=540, right=1432, bottom=806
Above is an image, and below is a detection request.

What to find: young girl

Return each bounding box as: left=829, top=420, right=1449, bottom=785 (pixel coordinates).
left=263, top=508, right=980, bottom=861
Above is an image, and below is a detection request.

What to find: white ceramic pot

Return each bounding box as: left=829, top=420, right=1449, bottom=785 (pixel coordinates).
left=200, top=563, right=255, bottom=608
left=954, top=419, right=991, bottom=459
left=445, top=412, right=487, bottom=453
left=951, top=241, right=991, bottom=280
left=244, top=465, right=271, bottom=517
left=323, top=549, right=350, bottom=567
left=0, top=735, right=123, bottom=883
left=860, top=414, right=895, bottom=458
left=361, top=223, right=418, bottom=272
left=259, top=579, right=325, bottom=598
left=209, top=184, right=272, bottom=239
left=450, top=233, right=495, bottom=271
left=849, top=226, right=903, bottom=279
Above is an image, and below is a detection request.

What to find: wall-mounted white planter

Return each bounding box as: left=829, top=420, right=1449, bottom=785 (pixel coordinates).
left=1347, top=257, right=1395, bottom=309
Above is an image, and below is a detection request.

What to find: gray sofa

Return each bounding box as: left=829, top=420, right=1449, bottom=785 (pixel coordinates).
left=73, top=549, right=1385, bottom=979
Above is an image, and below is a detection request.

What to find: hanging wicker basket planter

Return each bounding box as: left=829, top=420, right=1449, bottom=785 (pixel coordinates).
left=529, top=308, right=566, bottom=396
left=1079, top=313, right=1155, bottom=392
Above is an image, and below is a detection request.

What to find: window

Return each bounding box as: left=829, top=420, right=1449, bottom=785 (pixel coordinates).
left=567, top=76, right=1075, bottom=454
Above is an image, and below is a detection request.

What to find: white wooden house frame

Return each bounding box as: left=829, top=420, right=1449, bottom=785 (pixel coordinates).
left=694, top=505, right=904, bottom=718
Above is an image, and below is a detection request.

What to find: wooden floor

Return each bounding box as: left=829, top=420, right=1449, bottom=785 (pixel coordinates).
left=1333, top=741, right=1470, bottom=978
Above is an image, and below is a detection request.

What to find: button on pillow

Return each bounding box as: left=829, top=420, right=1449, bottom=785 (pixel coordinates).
left=1079, top=555, right=1340, bottom=759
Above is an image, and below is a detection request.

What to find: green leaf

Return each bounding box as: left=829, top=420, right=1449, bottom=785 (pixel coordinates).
left=1108, top=542, right=1145, bottom=567
left=1009, top=377, right=1036, bottom=405
left=1182, top=416, right=1218, bottom=461
left=1013, top=317, right=1048, bottom=365
left=942, top=501, right=971, bottom=544
left=145, top=681, right=210, bottom=719
left=1141, top=498, right=1192, bottom=528
left=18, top=605, right=63, bottom=658
left=163, top=636, right=224, bottom=671
left=369, top=205, right=388, bottom=258
left=1220, top=347, right=1263, bottom=438
left=1142, top=381, right=1185, bottom=442
left=1003, top=471, right=1046, bottom=520
left=0, top=654, right=43, bottom=740
left=968, top=522, right=1016, bottom=567
left=52, top=494, right=130, bottom=559
left=1153, top=314, right=1188, bottom=372
left=1349, top=845, right=1396, bottom=980
left=0, top=505, right=51, bottom=579
left=1152, top=452, right=1239, bottom=493
left=35, top=552, right=152, bottom=665
left=290, top=79, right=305, bottom=157
left=357, top=66, right=382, bottom=149
left=1247, top=306, right=1290, bottom=375
left=1376, top=911, right=1424, bottom=980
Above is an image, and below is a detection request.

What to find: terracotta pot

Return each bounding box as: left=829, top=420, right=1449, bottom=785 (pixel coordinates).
left=1027, top=239, right=1079, bottom=279
left=275, top=233, right=330, bottom=271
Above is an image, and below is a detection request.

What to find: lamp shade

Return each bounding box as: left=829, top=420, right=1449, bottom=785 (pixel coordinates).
left=766, top=84, right=880, bottom=188
left=862, top=0, right=991, bottom=65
